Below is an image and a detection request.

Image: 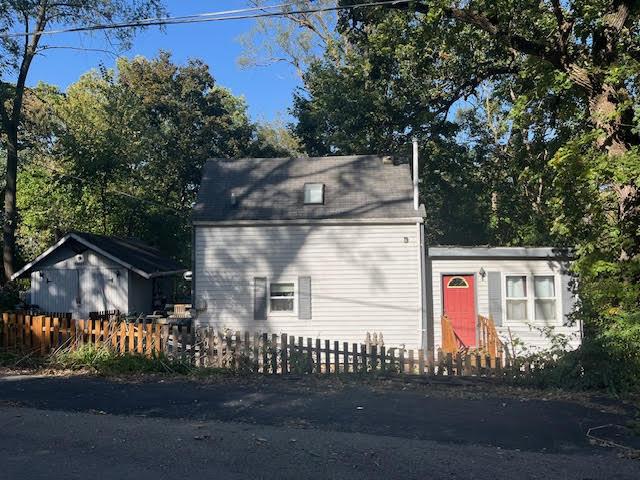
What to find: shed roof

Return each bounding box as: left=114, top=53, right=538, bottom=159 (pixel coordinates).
left=427, top=246, right=572, bottom=259
left=193, top=155, right=420, bottom=223
left=11, top=232, right=186, bottom=281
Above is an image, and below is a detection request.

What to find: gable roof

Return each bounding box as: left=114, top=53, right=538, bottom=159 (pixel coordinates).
left=193, top=155, right=420, bottom=223
left=11, top=232, right=186, bottom=281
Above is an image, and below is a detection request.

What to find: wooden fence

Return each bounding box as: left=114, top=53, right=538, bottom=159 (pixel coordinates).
left=1, top=312, right=529, bottom=377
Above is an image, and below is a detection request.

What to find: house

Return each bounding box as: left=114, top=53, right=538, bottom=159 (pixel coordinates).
left=426, top=246, right=582, bottom=354
left=192, top=152, right=581, bottom=353
left=11, top=232, right=186, bottom=317
left=192, top=153, right=428, bottom=349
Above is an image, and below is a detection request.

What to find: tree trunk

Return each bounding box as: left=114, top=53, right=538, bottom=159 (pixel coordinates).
left=3, top=125, right=18, bottom=282
left=588, top=84, right=640, bottom=260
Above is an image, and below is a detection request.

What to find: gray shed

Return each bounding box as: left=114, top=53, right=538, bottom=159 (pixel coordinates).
left=11, top=233, right=186, bottom=317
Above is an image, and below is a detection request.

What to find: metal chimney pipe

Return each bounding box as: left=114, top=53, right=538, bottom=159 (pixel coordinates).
left=412, top=138, right=419, bottom=210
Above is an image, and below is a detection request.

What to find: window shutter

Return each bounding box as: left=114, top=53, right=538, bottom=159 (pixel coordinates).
left=561, top=274, right=576, bottom=326
left=253, top=277, right=267, bottom=320
left=298, top=276, right=312, bottom=320
left=488, top=271, right=502, bottom=326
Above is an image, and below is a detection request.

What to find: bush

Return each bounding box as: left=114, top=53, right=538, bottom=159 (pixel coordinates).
left=514, top=314, right=640, bottom=395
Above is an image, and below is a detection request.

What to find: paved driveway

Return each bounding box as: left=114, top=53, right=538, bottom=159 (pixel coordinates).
left=0, top=374, right=637, bottom=479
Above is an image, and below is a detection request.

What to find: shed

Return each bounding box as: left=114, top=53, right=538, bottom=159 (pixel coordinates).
left=11, top=233, right=186, bottom=317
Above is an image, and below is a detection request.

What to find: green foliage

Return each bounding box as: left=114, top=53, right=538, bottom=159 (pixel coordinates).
left=15, top=52, right=295, bottom=264
left=50, top=344, right=192, bottom=375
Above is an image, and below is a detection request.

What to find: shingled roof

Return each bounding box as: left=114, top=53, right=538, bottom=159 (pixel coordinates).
left=11, top=232, right=186, bottom=281
left=193, top=155, right=420, bottom=222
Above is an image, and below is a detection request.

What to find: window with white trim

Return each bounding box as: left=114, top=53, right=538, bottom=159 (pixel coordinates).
left=534, top=275, right=557, bottom=322
left=506, top=275, right=528, bottom=321
left=269, top=282, right=295, bottom=312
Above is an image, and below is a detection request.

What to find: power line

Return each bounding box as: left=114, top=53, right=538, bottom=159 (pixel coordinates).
left=2, top=1, right=408, bottom=38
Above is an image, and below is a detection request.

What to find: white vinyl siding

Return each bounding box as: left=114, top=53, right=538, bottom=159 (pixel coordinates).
left=194, top=224, right=422, bottom=348
left=430, top=258, right=581, bottom=352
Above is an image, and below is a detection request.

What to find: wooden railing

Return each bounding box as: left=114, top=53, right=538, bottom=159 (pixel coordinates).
left=441, top=314, right=468, bottom=355
left=1, top=312, right=529, bottom=377
left=478, top=315, right=504, bottom=359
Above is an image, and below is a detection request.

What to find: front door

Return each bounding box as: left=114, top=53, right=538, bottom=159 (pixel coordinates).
left=442, top=275, right=476, bottom=347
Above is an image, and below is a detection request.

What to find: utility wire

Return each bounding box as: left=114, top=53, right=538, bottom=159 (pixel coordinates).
left=1, top=1, right=408, bottom=38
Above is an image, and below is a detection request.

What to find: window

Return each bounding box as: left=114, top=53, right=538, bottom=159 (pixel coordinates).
left=304, top=183, right=324, bottom=204
left=270, top=282, right=295, bottom=312
left=447, top=276, right=469, bottom=288
left=506, top=275, right=528, bottom=320
left=534, top=275, right=557, bottom=322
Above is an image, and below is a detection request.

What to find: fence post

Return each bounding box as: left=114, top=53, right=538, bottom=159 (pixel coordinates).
left=1, top=312, right=8, bottom=349
left=316, top=339, right=322, bottom=374
left=323, top=340, right=330, bottom=374
left=333, top=341, right=340, bottom=373
left=380, top=345, right=386, bottom=373
left=307, top=338, right=314, bottom=374
left=343, top=342, right=349, bottom=373
left=418, top=349, right=425, bottom=376
left=398, top=348, right=405, bottom=374
left=352, top=342, right=359, bottom=373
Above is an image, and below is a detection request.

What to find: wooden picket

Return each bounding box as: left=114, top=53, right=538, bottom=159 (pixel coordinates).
left=0, top=311, right=532, bottom=378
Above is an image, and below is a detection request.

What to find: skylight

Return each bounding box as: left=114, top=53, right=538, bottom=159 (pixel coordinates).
left=304, top=183, right=324, bottom=204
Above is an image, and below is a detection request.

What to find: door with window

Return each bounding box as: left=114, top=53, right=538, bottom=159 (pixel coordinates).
left=442, top=275, right=476, bottom=347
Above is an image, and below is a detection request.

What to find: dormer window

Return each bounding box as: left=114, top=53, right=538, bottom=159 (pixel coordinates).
left=304, top=183, right=324, bottom=204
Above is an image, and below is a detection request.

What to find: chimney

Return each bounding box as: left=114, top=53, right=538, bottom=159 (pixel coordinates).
left=412, top=138, right=419, bottom=210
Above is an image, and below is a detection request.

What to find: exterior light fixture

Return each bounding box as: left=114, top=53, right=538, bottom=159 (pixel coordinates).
left=479, top=267, right=487, bottom=279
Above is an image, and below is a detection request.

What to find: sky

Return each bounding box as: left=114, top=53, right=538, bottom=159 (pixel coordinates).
left=25, top=1, right=302, bottom=123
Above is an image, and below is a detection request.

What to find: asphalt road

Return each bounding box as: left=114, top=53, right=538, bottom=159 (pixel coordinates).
left=0, top=374, right=638, bottom=479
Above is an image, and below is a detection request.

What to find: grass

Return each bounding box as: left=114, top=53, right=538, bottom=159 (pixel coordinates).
left=48, top=344, right=194, bottom=375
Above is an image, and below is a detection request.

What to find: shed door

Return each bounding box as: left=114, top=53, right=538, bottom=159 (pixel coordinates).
left=443, top=275, right=476, bottom=347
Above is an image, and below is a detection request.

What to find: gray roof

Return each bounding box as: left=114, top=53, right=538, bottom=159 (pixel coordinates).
left=12, top=232, right=186, bottom=281
left=193, top=155, right=418, bottom=222
left=427, top=246, right=572, bottom=259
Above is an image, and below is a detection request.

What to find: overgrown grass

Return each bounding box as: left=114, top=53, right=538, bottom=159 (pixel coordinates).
left=49, top=344, right=194, bottom=375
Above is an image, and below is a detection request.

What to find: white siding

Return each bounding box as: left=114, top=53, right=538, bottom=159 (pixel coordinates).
left=430, top=258, right=582, bottom=352
left=30, top=247, right=129, bottom=316
left=195, top=224, right=422, bottom=348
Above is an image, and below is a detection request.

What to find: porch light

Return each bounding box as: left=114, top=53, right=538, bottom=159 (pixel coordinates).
left=479, top=267, right=486, bottom=279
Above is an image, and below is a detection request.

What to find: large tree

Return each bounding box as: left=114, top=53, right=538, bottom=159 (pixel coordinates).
left=17, top=53, right=297, bottom=263
left=0, top=0, right=165, bottom=282
left=341, top=0, right=640, bottom=258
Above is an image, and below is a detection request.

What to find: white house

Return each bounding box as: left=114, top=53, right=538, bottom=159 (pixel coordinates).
left=426, top=247, right=582, bottom=353
left=192, top=153, right=581, bottom=352
left=11, top=232, right=186, bottom=317
left=192, top=153, right=428, bottom=349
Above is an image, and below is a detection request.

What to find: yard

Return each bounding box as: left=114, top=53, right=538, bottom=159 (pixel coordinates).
left=0, top=372, right=638, bottom=479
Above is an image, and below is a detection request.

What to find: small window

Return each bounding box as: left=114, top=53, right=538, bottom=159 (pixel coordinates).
left=447, top=276, right=469, bottom=288
left=270, top=282, right=295, bottom=312
left=506, top=275, right=528, bottom=321
left=304, top=183, right=324, bottom=204
left=534, top=275, right=557, bottom=322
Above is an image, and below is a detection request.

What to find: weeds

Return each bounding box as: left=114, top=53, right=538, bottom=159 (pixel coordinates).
left=49, top=344, right=193, bottom=375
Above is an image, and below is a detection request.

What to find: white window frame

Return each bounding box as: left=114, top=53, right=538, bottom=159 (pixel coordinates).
left=267, top=279, right=297, bottom=316
left=502, top=273, right=562, bottom=325
left=504, top=274, right=529, bottom=322
left=533, top=275, right=560, bottom=324
left=303, top=183, right=325, bottom=204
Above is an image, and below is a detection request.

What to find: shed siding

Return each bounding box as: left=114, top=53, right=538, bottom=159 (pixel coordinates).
left=430, top=258, right=581, bottom=351
left=30, top=247, right=130, bottom=316
left=195, top=224, right=422, bottom=348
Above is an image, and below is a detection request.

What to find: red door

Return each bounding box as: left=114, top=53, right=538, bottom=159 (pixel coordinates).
left=443, top=275, right=476, bottom=347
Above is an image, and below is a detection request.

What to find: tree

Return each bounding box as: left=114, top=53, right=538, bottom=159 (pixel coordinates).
left=341, top=0, right=640, bottom=259
left=0, top=0, right=165, bottom=282
left=17, top=53, right=295, bottom=263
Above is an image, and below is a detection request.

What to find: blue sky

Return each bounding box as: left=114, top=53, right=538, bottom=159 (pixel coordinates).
left=26, top=1, right=302, bottom=122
